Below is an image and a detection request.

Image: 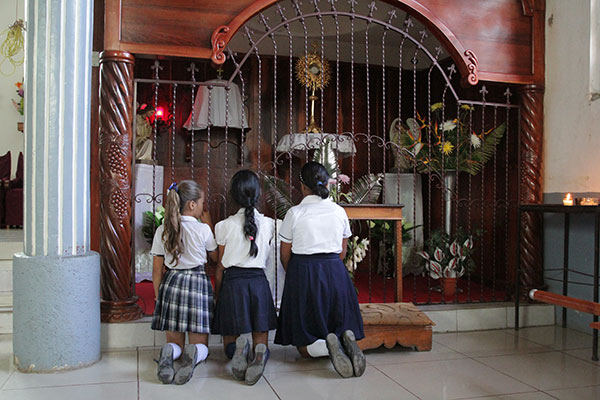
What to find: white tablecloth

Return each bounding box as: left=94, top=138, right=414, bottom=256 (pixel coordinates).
left=276, top=133, right=356, bottom=155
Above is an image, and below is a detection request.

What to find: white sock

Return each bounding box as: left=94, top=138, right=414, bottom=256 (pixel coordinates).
left=195, top=343, right=209, bottom=364
left=168, top=343, right=182, bottom=360
left=306, top=339, right=328, bottom=358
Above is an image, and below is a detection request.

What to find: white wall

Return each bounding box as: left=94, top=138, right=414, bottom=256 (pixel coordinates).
left=0, top=0, right=24, bottom=179
left=544, top=0, right=600, bottom=193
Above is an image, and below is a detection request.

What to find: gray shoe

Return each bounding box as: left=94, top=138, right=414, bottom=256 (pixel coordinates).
left=156, top=344, right=175, bottom=384
left=245, top=343, right=269, bottom=386
left=231, top=336, right=250, bottom=381
left=174, top=344, right=198, bottom=385
left=326, top=333, right=353, bottom=378
left=342, top=330, right=366, bottom=377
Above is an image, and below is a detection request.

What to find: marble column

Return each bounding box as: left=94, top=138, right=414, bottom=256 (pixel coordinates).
left=13, top=0, right=100, bottom=371
left=98, top=51, right=144, bottom=322
left=518, top=84, right=545, bottom=299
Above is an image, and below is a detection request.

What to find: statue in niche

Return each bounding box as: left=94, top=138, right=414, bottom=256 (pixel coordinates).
left=389, top=117, right=422, bottom=172
left=135, top=104, right=155, bottom=162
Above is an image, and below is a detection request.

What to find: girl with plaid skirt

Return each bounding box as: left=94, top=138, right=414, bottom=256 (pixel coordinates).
left=212, top=170, right=278, bottom=385
left=151, top=180, right=218, bottom=384
left=275, top=162, right=366, bottom=378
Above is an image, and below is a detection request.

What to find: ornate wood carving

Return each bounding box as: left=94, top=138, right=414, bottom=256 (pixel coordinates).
left=464, top=49, right=479, bottom=85
left=98, top=50, right=144, bottom=323
left=211, top=25, right=229, bottom=65
left=518, top=84, right=545, bottom=298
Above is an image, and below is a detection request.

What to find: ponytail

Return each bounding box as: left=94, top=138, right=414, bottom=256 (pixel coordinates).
left=244, top=206, right=259, bottom=258
left=300, top=161, right=330, bottom=199
left=230, top=170, right=261, bottom=258
left=162, top=180, right=204, bottom=266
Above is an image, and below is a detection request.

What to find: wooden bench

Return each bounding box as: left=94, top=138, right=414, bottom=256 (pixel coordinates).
left=342, top=205, right=434, bottom=352
left=358, top=302, right=434, bottom=351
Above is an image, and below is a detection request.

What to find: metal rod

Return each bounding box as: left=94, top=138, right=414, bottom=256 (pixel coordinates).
left=515, top=208, right=522, bottom=330
left=563, top=213, right=570, bottom=327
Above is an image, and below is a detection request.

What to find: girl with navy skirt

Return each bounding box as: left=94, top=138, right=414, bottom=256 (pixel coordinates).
left=151, top=180, right=218, bottom=385
left=275, top=162, right=366, bottom=378
left=212, top=170, right=278, bottom=385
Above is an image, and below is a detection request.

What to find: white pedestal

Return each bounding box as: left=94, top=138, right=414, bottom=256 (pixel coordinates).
left=384, top=173, right=423, bottom=246
left=133, top=164, right=164, bottom=282
left=384, top=173, right=424, bottom=276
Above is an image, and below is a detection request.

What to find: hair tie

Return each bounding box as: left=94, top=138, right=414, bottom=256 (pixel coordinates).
left=168, top=182, right=178, bottom=193
left=248, top=236, right=255, bottom=241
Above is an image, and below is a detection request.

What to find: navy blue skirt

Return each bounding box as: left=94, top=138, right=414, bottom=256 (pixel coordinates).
left=275, top=253, right=365, bottom=347
left=212, top=267, right=278, bottom=336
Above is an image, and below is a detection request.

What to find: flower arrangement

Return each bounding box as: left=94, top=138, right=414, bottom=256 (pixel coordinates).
left=142, top=206, right=165, bottom=245
left=344, top=236, right=369, bottom=280
left=397, top=103, right=505, bottom=176
left=417, top=227, right=477, bottom=279
left=12, top=80, right=23, bottom=115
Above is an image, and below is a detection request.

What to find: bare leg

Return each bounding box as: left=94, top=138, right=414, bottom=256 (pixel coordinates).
left=165, top=331, right=185, bottom=349
left=252, top=331, right=269, bottom=351
left=188, top=333, right=209, bottom=345
left=297, top=346, right=311, bottom=358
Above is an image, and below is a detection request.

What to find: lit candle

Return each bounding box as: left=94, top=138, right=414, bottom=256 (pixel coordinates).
left=563, top=193, right=573, bottom=206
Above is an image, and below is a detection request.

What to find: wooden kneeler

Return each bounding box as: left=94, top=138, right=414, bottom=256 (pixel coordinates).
left=342, top=205, right=434, bottom=352
left=358, top=303, right=434, bottom=351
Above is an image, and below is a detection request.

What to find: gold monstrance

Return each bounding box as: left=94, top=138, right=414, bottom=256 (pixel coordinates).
left=295, top=45, right=331, bottom=133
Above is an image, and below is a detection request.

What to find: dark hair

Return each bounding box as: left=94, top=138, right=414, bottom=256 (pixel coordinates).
left=163, top=180, right=204, bottom=266
left=300, top=161, right=330, bottom=199
left=230, top=170, right=260, bottom=257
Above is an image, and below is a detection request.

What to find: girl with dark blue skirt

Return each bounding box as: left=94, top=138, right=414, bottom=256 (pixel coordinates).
left=275, top=162, right=366, bottom=378
left=213, top=170, right=278, bottom=385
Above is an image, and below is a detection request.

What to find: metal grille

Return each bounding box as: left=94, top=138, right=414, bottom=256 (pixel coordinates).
left=131, top=0, right=520, bottom=306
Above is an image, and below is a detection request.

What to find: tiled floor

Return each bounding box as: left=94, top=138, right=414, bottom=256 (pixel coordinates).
left=0, top=326, right=599, bottom=400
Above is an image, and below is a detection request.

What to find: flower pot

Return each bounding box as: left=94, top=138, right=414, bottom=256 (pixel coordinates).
left=442, top=277, right=457, bottom=298
left=17, top=122, right=23, bottom=132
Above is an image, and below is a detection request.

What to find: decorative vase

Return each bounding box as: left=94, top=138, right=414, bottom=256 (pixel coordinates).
left=442, top=277, right=457, bottom=298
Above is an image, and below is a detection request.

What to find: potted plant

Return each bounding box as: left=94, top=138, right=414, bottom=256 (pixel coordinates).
left=417, top=227, right=477, bottom=298
left=368, top=220, right=421, bottom=278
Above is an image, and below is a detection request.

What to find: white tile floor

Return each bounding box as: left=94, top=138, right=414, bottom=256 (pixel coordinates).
left=0, top=326, right=599, bottom=400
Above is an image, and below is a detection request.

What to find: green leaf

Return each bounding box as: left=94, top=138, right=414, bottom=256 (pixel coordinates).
left=468, top=122, right=506, bottom=175
left=260, top=174, right=302, bottom=220
left=348, top=173, right=384, bottom=204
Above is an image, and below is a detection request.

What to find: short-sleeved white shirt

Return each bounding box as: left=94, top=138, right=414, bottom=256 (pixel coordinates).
left=279, top=195, right=352, bottom=254
left=150, top=216, right=217, bottom=269
left=215, top=208, right=275, bottom=269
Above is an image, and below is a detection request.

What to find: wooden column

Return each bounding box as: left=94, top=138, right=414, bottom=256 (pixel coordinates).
left=518, top=84, right=545, bottom=299
left=99, top=51, right=144, bottom=322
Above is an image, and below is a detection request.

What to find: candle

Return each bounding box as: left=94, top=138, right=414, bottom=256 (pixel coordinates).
left=563, top=193, right=573, bottom=206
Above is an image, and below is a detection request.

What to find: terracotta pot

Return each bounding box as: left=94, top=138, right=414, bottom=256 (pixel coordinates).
left=17, top=122, right=23, bottom=132
left=442, top=277, right=457, bottom=298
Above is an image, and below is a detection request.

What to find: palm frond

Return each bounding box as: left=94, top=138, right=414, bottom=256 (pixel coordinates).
left=348, top=173, right=384, bottom=204
left=468, top=122, right=506, bottom=175
left=312, top=139, right=337, bottom=175
left=261, top=174, right=301, bottom=220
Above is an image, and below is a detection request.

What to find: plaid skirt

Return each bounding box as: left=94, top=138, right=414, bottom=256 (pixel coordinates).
left=151, top=266, right=213, bottom=333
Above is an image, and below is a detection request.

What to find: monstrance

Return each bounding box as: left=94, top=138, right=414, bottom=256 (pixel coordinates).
left=295, top=45, right=331, bottom=133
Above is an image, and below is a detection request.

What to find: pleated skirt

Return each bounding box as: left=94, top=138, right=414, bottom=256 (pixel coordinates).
left=151, top=266, right=213, bottom=333
left=212, top=267, right=278, bottom=336
left=275, top=253, right=365, bottom=347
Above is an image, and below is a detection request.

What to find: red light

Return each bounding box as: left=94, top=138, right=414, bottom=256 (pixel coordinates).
left=156, top=107, right=165, bottom=119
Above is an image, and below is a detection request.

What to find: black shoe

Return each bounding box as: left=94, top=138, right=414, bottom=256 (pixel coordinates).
left=326, top=333, right=353, bottom=378
left=342, top=330, right=366, bottom=377
left=245, top=344, right=269, bottom=386
left=156, top=344, right=175, bottom=384
left=174, top=344, right=198, bottom=385
left=231, top=336, right=250, bottom=381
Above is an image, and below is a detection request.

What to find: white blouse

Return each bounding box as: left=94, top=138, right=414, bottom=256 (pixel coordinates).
left=215, top=208, right=275, bottom=269
left=150, top=216, right=217, bottom=269
left=279, top=195, right=352, bottom=254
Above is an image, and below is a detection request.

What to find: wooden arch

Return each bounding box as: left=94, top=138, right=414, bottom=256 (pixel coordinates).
left=210, top=0, right=480, bottom=85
